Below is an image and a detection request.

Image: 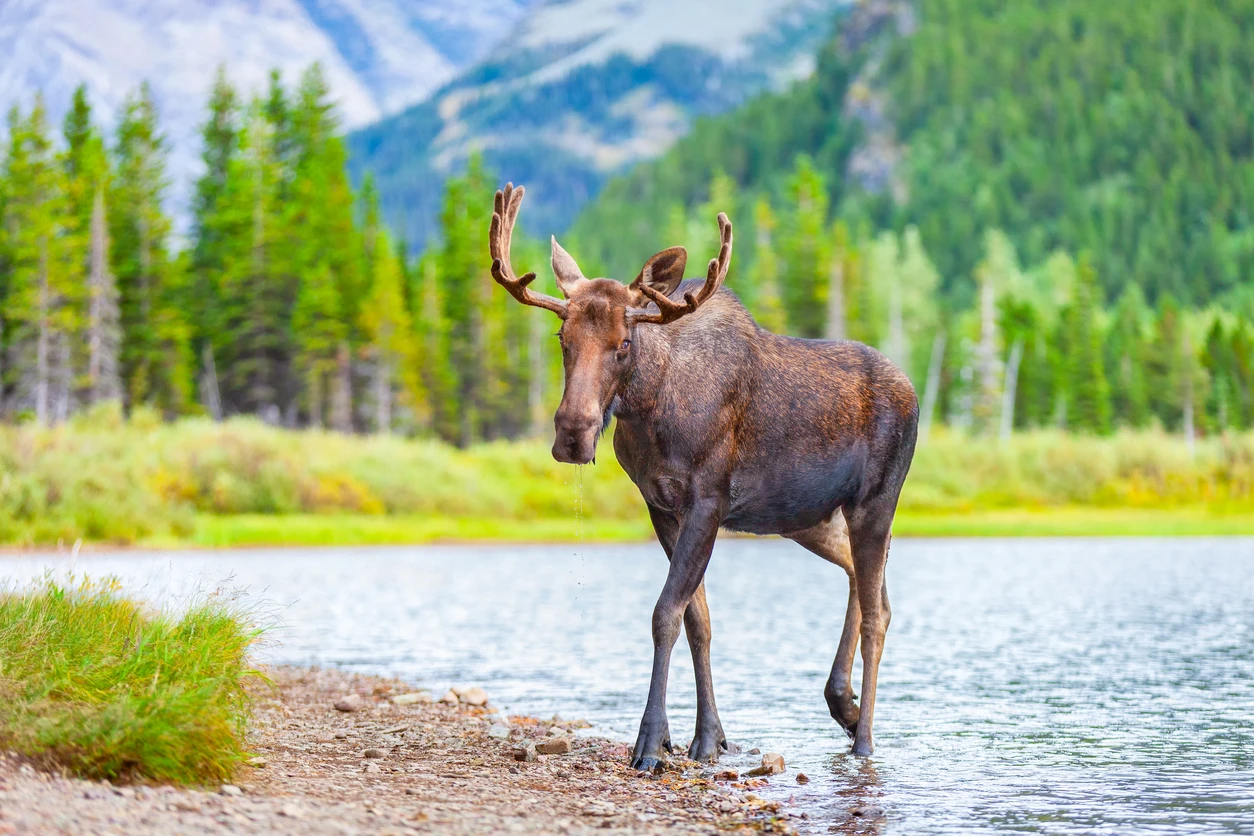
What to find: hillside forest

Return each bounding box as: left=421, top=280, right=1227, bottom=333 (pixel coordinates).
left=2, top=0, right=1254, bottom=445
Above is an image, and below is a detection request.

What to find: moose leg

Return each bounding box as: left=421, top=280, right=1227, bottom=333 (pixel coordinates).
left=646, top=504, right=727, bottom=763
left=787, top=511, right=861, bottom=738
left=632, top=501, right=721, bottom=772
left=845, top=504, right=894, bottom=757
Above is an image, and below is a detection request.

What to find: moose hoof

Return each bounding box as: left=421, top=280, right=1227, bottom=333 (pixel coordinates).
left=826, top=690, right=860, bottom=739
left=850, top=739, right=874, bottom=757
left=687, top=731, right=727, bottom=763
left=632, top=755, right=664, bottom=774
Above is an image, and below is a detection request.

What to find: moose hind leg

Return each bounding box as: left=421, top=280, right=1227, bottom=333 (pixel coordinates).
left=685, top=582, right=727, bottom=762
left=787, top=512, right=861, bottom=738
left=844, top=504, right=895, bottom=757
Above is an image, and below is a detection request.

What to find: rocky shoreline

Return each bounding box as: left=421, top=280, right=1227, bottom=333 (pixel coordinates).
left=0, top=667, right=800, bottom=835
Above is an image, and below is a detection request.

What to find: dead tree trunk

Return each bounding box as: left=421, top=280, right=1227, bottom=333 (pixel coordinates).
left=88, top=186, right=121, bottom=404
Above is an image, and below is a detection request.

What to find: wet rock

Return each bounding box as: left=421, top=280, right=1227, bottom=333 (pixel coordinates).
left=438, top=690, right=459, bottom=705
left=514, top=742, right=538, bottom=762
left=219, top=784, right=243, bottom=797
left=453, top=686, right=489, bottom=707
left=796, top=772, right=810, bottom=784
left=851, top=804, right=886, bottom=818
left=334, top=694, right=364, bottom=712
left=713, top=770, right=739, bottom=782
left=536, top=737, right=572, bottom=755
left=746, top=753, right=785, bottom=777
left=362, top=748, right=385, bottom=759
left=748, top=747, right=761, bottom=755
left=392, top=691, right=433, bottom=706
left=488, top=723, right=511, bottom=740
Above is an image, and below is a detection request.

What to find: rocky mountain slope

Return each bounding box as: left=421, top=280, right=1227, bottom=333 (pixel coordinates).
left=0, top=0, right=537, bottom=216
left=348, top=0, right=849, bottom=247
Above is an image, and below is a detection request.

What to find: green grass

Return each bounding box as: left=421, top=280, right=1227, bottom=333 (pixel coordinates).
left=2, top=408, right=1252, bottom=546
left=150, top=506, right=1254, bottom=548
left=0, top=576, right=262, bottom=784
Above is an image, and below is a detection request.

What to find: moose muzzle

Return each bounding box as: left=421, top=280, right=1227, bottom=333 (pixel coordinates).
left=552, top=408, right=600, bottom=464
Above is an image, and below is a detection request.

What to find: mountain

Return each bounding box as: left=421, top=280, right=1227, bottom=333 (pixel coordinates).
left=0, top=0, right=538, bottom=218
left=570, top=0, right=1254, bottom=306
left=347, top=0, right=849, bottom=249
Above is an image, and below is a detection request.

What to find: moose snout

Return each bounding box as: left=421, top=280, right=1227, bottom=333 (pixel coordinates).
left=552, top=411, right=600, bottom=465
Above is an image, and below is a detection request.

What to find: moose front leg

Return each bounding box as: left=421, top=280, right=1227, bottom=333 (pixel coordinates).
left=646, top=504, right=727, bottom=763
left=632, top=500, right=722, bottom=772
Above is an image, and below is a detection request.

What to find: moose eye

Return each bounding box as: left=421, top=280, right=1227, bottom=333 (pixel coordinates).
left=617, top=339, right=631, bottom=356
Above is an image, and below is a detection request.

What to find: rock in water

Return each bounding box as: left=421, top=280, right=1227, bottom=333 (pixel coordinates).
left=453, top=686, right=489, bottom=706
left=334, top=694, right=364, bottom=712
left=392, top=691, right=433, bottom=706
left=796, top=772, right=810, bottom=784
left=746, top=752, right=785, bottom=777
left=536, top=737, right=572, bottom=755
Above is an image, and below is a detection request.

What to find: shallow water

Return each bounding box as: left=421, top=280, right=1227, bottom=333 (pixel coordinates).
left=5, top=537, right=1253, bottom=834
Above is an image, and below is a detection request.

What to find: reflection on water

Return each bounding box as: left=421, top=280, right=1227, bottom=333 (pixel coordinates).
left=3, top=537, right=1253, bottom=834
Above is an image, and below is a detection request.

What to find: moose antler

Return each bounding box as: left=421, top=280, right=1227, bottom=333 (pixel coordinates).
left=490, top=183, right=568, bottom=319
left=629, top=212, right=732, bottom=325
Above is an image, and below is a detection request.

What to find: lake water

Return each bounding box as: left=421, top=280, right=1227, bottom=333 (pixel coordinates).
left=4, top=537, right=1253, bottom=834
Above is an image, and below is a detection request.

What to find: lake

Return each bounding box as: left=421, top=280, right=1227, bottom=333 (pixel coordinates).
left=4, top=536, right=1253, bottom=834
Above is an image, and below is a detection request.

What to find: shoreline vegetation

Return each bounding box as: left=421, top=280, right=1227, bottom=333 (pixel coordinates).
left=0, top=577, right=259, bottom=784
left=0, top=577, right=782, bottom=833
left=1, top=414, right=1251, bottom=548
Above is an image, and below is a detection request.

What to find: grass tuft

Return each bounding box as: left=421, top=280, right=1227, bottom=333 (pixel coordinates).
left=0, top=575, right=263, bottom=785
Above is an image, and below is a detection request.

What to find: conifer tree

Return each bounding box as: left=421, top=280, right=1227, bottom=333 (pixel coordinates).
left=1064, top=255, right=1112, bottom=434
left=780, top=156, right=829, bottom=337
left=111, top=83, right=191, bottom=414
left=361, top=230, right=418, bottom=433
left=750, top=197, right=786, bottom=333
left=1, top=99, right=71, bottom=424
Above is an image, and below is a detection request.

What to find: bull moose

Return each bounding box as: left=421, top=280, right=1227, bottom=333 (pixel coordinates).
left=489, top=183, right=918, bottom=769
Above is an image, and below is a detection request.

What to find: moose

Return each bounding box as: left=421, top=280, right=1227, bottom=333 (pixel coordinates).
left=489, top=183, right=918, bottom=769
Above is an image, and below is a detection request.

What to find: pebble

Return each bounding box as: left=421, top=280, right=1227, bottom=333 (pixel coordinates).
left=219, top=784, right=242, bottom=797
left=514, top=743, right=538, bottom=763
left=509, top=766, right=521, bottom=774
left=438, top=690, right=459, bottom=704
left=333, top=731, right=349, bottom=740
left=114, top=787, right=136, bottom=799
left=278, top=803, right=303, bottom=818
left=713, top=770, right=739, bottom=782
left=536, top=737, right=571, bottom=755
left=363, top=762, right=381, bottom=774
left=748, top=747, right=761, bottom=755
left=746, top=753, right=785, bottom=777
left=488, top=723, right=511, bottom=740
left=333, top=694, right=364, bottom=712
left=362, top=748, right=385, bottom=759
left=391, top=691, right=433, bottom=706
left=453, top=686, right=489, bottom=707
left=247, top=756, right=268, bottom=768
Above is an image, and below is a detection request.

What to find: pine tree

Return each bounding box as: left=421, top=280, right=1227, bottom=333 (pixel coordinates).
left=361, top=231, right=418, bottom=433
left=111, top=83, right=191, bottom=415
left=1064, top=255, right=1112, bottom=434
left=780, top=156, right=829, bottom=338
left=1, top=99, right=71, bottom=424
left=750, top=197, right=786, bottom=333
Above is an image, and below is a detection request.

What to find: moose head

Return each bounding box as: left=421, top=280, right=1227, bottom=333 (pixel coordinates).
left=489, top=183, right=733, bottom=465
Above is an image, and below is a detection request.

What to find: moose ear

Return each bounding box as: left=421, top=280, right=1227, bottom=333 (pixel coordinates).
left=630, top=246, right=687, bottom=299
left=551, top=236, right=587, bottom=298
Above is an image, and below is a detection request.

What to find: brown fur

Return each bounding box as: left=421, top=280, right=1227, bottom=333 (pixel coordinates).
left=490, top=185, right=918, bottom=768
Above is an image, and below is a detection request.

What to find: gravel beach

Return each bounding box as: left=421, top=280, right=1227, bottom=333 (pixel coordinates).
left=0, top=667, right=798, bottom=835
